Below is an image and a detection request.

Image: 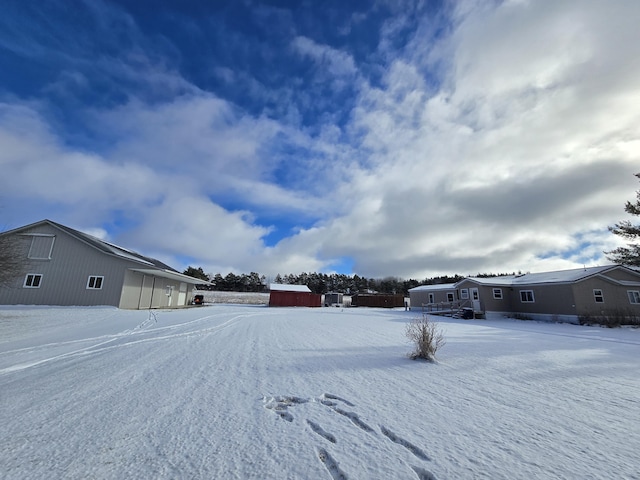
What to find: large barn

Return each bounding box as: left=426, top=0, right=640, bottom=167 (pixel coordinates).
left=0, top=219, right=208, bottom=309
left=268, top=283, right=321, bottom=307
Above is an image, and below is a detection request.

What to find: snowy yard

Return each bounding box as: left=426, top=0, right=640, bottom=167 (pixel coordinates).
left=1, top=305, right=639, bottom=479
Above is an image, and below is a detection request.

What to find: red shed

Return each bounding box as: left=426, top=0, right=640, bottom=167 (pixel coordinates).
left=269, top=284, right=321, bottom=307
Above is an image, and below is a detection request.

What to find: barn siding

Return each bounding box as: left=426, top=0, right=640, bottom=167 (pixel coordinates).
left=0, top=223, right=125, bottom=307
left=269, top=291, right=321, bottom=307
left=0, top=221, right=202, bottom=309
left=351, top=294, right=404, bottom=308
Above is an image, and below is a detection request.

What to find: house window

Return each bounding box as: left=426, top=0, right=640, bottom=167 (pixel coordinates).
left=493, top=288, right=503, bottom=299
left=593, top=289, right=604, bottom=303
left=460, top=289, right=469, bottom=300
left=428, top=293, right=435, bottom=304
left=520, top=290, right=535, bottom=303
left=87, top=276, right=104, bottom=289
left=24, top=274, right=43, bottom=288
left=447, top=292, right=455, bottom=302
left=28, top=235, right=55, bottom=259
left=627, top=291, right=640, bottom=304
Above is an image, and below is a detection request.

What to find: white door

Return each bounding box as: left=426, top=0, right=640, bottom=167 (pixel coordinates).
left=166, top=286, right=174, bottom=307
left=177, top=282, right=187, bottom=306
left=470, top=288, right=481, bottom=312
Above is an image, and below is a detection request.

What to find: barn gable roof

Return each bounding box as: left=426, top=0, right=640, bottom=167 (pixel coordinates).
left=3, top=219, right=175, bottom=271
left=3, top=219, right=208, bottom=285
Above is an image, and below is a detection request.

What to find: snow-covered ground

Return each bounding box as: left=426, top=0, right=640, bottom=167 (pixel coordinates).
left=1, top=305, right=639, bottom=479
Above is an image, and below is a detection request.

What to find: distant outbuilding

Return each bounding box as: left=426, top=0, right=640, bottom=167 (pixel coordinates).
left=350, top=293, right=405, bottom=308
left=268, top=283, right=321, bottom=307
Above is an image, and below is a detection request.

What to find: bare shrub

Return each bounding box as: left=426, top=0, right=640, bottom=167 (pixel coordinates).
left=0, top=234, right=28, bottom=288
left=405, top=315, right=445, bottom=362
left=579, top=308, right=640, bottom=328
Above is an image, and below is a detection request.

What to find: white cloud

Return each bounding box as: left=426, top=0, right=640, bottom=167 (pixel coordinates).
left=0, top=103, right=163, bottom=224
left=3, top=1, right=640, bottom=280
left=291, top=36, right=358, bottom=79
left=276, top=0, right=640, bottom=278
left=0, top=99, right=339, bottom=275
left=116, top=194, right=271, bottom=272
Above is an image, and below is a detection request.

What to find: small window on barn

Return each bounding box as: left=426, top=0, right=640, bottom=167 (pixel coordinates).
left=28, top=235, right=55, bottom=260
left=593, top=289, right=604, bottom=303
left=447, top=292, right=455, bottom=302
left=520, top=290, right=535, bottom=303
left=493, top=288, right=503, bottom=299
left=87, top=276, right=104, bottom=290
left=460, top=289, right=469, bottom=300
left=24, top=274, right=43, bottom=288
left=627, top=290, right=640, bottom=304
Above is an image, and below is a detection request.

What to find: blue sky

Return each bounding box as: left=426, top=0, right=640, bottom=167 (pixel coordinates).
left=1, top=0, right=639, bottom=279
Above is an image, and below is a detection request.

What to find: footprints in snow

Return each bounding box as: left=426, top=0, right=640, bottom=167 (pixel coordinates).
left=262, top=393, right=436, bottom=479
left=317, top=447, right=348, bottom=480
left=307, top=420, right=337, bottom=444
left=263, top=395, right=308, bottom=422
left=380, top=425, right=430, bottom=461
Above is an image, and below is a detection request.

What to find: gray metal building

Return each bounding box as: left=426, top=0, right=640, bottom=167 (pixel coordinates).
left=0, top=220, right=207, bottom=309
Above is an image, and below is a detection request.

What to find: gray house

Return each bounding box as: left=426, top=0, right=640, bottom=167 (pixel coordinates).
left=406, top=283, right=458, bottom=314
left=410, top=265, right=640, bottom=323
left=0, top=219, right=208, bottom=309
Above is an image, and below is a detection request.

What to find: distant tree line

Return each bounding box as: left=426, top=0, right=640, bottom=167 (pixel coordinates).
left=182, top=267, right=521, bottom=295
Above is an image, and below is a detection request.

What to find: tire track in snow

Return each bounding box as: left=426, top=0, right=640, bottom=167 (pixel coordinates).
left=0, top=312, right=249, bottom=375
left=0, top=310, right=234, bottom=357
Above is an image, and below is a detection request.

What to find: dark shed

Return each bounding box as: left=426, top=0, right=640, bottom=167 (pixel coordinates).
left=351, top=293, right=405, bottom=308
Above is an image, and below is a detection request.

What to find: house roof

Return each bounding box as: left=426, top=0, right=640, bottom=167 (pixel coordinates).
left=269, top=283, right=311, bottom=293
left=462, top=266, right=619, bottom=286
left=408, top=283, right=457, bottom=292
left=408, top=265, right=640, bottom=292
left=3, top=219, right=209, bottom=284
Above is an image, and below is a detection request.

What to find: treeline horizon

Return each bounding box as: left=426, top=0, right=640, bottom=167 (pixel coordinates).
left=183, top=266, right=519, bottom=295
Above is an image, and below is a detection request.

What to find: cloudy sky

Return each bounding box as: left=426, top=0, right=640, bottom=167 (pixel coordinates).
left=1, top=0, right=639, bottom=279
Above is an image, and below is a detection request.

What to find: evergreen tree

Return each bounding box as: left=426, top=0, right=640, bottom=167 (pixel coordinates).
left=212, top=273, right=225, bottom=290
left=607, top=173, right=640, bottom=266
left=224, top=272, right=240, bottom=291
left=183, top=266, right=209, bottom=281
